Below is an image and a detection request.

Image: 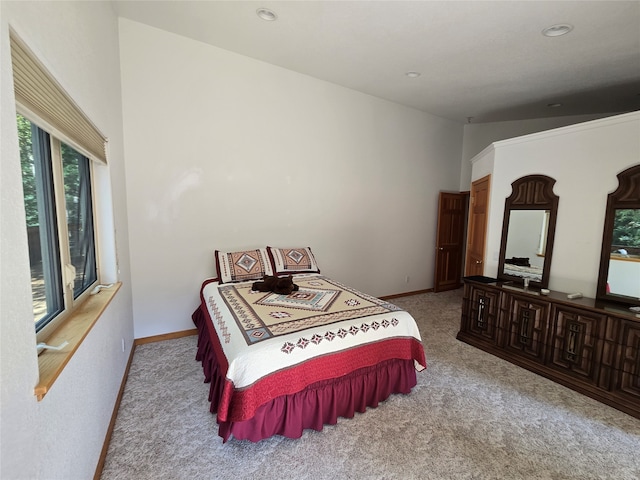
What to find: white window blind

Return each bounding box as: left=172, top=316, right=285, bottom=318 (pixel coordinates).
left=10, top=30, right=107, bottom=164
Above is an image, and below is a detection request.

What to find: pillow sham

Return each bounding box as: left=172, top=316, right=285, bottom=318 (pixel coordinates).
left=215, top=248, right=273, bottom=284
left=267, top=246, right=320, bottom=275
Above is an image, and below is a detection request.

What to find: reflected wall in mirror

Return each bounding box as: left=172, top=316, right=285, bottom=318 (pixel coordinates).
left=503, top=210, right=550, bottom=282
left=497, top=175, right=559, bottom=288
left=597, top=164, right=640, bottom=306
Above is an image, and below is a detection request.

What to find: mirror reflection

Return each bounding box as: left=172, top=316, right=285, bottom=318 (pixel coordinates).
left=497, top=174, right=558, bottom=288
left=502, top=210, right=550, bottom=282
left=606, top=208, right=640, bottom=299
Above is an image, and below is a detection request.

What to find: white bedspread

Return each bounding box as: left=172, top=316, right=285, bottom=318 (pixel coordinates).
left=202, top=274, right=425, bottom=390
left=503, top=263, right=543, bottom=281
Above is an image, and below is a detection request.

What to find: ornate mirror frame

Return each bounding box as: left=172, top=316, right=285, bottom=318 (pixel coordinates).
left=596, top=164, right=640, bottom=306
left=497, top=175, right=559, bottom=289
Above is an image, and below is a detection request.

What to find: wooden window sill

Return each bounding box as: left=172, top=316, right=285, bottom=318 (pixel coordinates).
left=609, top=255, right=640, bottom=263
left=35, top=282, right=122, bottom=401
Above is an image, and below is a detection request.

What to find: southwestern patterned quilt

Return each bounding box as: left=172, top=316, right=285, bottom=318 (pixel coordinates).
left=201, top=273, right=426, bottom=423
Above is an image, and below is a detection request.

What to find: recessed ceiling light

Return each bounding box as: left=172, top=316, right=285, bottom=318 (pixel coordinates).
left=256, top=8, right=277, bottom=21
left=547, top=103, right=563, bottom=108
left=542, top=24, right=573, bottom=37
left=405, top=71, right=421, bottom=78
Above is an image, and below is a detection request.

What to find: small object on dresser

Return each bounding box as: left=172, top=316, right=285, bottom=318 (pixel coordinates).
left=567, top=292, right=583, bottom=299
left=629, top=306, right=640, bottom=313
left=540, top=289, right=550, bottom=295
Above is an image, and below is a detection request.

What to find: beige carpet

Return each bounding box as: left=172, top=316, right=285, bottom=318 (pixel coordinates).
left=101, top=289, right=640, bottom=480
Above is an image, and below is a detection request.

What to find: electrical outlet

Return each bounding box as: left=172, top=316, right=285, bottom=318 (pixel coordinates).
left=121, top=338, right=125, bottom=353
left=405, top=276, right=410, bottom=283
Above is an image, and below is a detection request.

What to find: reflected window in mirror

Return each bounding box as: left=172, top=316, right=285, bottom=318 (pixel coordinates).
left=498, top=175, right=559, bottom=289
left=597, top=165, right=640, bottom=306
left=537, top=211, right=550, bottom=256
left=608, top=208, right=640, bottom=298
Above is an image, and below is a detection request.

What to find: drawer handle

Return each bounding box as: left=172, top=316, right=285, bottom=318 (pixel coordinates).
left=477, top=296, right=486, bottom=329
left=564, top=322, right=583, bottom=363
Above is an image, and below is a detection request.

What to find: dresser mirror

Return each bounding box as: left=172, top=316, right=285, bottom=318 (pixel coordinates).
left=596, top=164, right=640, bottom=306
left=497, top=175, right=559, bottom=289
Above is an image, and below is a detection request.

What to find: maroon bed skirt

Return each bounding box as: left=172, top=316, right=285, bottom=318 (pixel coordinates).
left=192, top=306, right=418, bottom=442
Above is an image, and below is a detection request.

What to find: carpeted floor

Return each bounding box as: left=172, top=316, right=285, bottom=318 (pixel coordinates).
left=101, top=289, right=640, bottom=480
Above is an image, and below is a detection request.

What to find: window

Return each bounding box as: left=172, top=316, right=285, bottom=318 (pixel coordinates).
left=18, top=113, right=98, bottom=336
left=611, top=208, right=640, bottom=258
left=10, top=30, right=107, bottom=343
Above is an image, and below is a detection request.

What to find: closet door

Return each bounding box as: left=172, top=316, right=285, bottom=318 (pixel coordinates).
left=465, top=175, right=490, bottom=277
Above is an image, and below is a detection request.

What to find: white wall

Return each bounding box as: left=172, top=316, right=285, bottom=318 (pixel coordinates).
left=0, top=2, right=134, bottom=479
left=118, top=19, right=464, bottom=339
left=460, top=113, right=619, bottom=190
left=505, top=210, right=547, bottom=269
left=472, top=112, right=640, bottom=297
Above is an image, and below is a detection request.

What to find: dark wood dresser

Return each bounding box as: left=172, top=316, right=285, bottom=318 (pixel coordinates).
left=457, top=276, right=640, bottom=419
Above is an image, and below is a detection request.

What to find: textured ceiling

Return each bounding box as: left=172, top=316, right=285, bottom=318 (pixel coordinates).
left=114, top=0, right=640, bottom=123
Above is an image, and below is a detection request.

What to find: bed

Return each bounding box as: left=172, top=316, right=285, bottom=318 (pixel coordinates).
left=192, top=247, right=427, bottom=442
left=502, top=262, right=543, bottom=281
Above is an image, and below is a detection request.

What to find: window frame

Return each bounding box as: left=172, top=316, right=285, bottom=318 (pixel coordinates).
left=18, top=110, right=101, bottom=343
